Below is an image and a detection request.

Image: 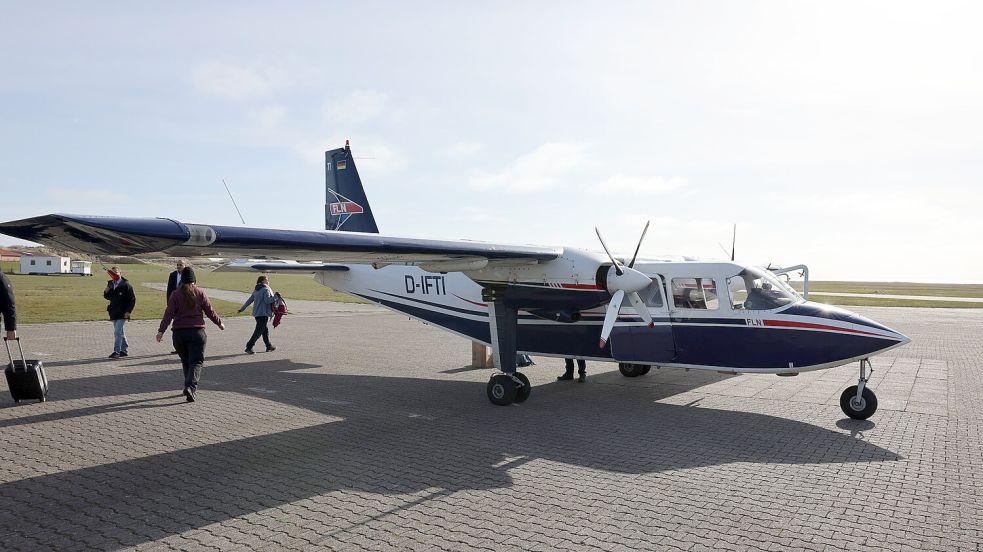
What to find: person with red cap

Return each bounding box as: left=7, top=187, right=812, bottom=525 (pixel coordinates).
left=103, top=266, right=136, bottom=359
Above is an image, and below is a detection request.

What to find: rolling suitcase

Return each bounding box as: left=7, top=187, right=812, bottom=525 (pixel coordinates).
left=4, top=337, right=48, bottom=403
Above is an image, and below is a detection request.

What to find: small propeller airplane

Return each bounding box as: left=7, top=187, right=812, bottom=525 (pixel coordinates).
left=0, top=142, right=910, bottom=419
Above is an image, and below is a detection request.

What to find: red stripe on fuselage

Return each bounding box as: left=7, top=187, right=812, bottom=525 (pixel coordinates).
left=559, top=283, right=603, bottom=290
left=763, top=319, right=886, bottom=337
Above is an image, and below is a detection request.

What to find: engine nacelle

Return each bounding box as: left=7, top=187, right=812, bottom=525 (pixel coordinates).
left=527, top=309, right=583, bottom=324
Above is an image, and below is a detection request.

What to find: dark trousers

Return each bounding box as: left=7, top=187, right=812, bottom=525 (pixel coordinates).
left=246, top=316, right=272, bottom=350
left=564, top=358, right=587, bottom=375
left=172, top=328, right=207, bottom=390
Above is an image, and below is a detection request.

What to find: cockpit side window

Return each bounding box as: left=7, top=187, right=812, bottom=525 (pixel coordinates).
left=728, top=267, right=802, bottom=310
left=671, top=278, right=719, bottom=310
left=637, top=278, right=665, bottom=308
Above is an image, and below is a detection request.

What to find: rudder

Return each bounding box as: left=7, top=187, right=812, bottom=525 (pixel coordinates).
left=325, top=141, right=379, bottom=233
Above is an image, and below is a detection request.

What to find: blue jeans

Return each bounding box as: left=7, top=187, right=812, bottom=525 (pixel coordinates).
left=112, top=319, right=129, bottom=354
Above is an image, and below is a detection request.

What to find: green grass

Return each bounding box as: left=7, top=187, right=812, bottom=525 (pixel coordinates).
left=805, top=295, right=983, bottom=309
left=1, top=261, right=361, bottom=324
left=795, top=280, right=983, bottom=298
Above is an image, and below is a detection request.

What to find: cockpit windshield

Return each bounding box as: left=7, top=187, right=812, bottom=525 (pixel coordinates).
left=727, top=266, right=803, bottom=311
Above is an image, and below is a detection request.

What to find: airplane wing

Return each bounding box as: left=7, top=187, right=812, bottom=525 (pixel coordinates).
left=0, top=214, right=561, bottom=269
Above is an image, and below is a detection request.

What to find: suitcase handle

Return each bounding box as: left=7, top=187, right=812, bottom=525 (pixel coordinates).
left=3, top=337, right=27, bottom=372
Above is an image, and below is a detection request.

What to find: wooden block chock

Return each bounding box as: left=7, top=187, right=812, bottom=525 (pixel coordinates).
left=471, top=342, right=494, bottom=368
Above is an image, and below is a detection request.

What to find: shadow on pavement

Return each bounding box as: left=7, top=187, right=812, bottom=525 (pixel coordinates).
left=0, top=357, right=902, bottom=549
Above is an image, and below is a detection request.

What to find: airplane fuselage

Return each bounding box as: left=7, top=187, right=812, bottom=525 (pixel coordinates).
left=316, top=251, right=909, bottom=375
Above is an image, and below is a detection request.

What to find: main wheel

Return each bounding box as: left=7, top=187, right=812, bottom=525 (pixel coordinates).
left=840, top=386, right=877, bottom=420
left=513, top=372, right=531, bottom=403
left=619, top=363, right=643, bottom=377
left=487, top=374, right=517, bottom=406
left=640, top=365, right=652, bottom=375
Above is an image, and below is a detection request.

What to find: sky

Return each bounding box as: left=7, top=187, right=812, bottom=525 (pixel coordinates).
left=1, top=2, right=981, bottom=283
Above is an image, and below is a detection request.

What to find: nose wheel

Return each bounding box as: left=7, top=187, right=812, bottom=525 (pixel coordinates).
left=840, top=358, right=878, bottom=419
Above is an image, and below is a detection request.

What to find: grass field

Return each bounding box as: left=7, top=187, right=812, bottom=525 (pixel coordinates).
left=1, top=261, right=362, bottom=324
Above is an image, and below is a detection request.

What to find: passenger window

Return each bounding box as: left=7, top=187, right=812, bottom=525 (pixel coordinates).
left=671, top=278, right=719, bottom=310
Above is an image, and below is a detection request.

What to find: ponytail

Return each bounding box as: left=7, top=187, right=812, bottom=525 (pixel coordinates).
left=180, top=282, right=196, bottom=310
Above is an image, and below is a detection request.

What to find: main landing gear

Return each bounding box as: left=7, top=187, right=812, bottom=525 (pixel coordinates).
left=840, top=358, right=878, bottom=420
left=486, top=372, right=531, bottom=406
left=618, top=363, right=652, bottom=377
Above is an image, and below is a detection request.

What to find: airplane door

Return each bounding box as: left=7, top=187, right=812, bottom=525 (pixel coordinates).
left=609, top=276, right=676, bottom=363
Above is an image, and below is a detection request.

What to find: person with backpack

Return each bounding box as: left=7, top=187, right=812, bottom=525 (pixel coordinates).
left=239, top=275, right=276, bottom=354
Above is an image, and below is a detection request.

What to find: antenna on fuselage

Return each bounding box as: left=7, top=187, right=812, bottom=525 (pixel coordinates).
left=717, top=223, right=736, bottom=261
left=222, top=178, right=247, bottom=225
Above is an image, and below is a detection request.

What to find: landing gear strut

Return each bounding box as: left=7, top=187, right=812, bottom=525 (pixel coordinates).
left=840, top=358, right=878, bottom=420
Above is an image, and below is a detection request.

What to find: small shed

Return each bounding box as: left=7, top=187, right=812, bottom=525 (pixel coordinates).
left=20, top=255, right=71, bottom=275
left=71, top=260, right=93, bottom=276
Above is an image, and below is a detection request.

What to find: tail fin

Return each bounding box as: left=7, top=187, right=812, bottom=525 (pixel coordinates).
left=325, top=141, right=379, bottom=233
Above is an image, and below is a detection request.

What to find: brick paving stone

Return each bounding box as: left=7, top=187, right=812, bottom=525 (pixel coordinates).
left=0, top=306, right=981, bottom=550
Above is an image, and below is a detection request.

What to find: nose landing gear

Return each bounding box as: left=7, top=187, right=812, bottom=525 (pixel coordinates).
left=840, top=358, right=878, bottom=420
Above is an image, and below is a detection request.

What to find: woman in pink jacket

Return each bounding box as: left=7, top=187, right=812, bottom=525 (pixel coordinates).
left=156, top=267, right=225, bottom=402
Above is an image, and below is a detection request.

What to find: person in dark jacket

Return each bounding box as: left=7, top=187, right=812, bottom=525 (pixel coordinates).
left=103, top=266, right=136, bottom=358
left=0, top=272, right=16, bottom=341
left=238, top=275, right=276, bottom=354
left=558, top=358, right=587, bottom=383
left=165, top=259, right=187, bottom=354
left=157, top=267, right=225, bottom=402
left=165, top=259, right=187, bottom=301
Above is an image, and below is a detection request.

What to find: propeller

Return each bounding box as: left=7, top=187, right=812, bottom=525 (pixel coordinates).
left=595, top=222, right=655, bottom=349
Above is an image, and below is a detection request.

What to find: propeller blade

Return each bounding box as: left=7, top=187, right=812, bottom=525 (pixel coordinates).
left=627, top=291, right=655, bottom=328
left=595, top=227, right=623, bottom=276
left=628, top=221, right=650, bottom=268
left=731, top=223, right=736, bottom=261
left=599, top=289, right=625, bottom=349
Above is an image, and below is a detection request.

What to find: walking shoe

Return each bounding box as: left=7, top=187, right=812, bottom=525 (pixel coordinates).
left=245, top=348, right=254, bottom=355
left=119, top=351, right=128, bottom=358
left=577, top=374, right=587, bottom=383
left=183, top=387, right=191, bottom=400
left=266, top=346, right=277, bottom=352
left=109, top=352, right=120, bottom=359
left=557, top=373, right=574, bottom=381
left=186, top=388, right=196, bottom=402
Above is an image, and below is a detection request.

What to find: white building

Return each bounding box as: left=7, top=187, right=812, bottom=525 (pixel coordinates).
left=20, top=255, right=71, bottom=274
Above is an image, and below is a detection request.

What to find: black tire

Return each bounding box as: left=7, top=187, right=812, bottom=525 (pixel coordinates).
left=640, top=365, right=652, bottom=375
left=619, top=363, right=643, bottom=377
left=513, top=372, right=531, bottom=403
left=487, top=374, right=517, bottom=406
left=840, top=386, right=877, bottom=420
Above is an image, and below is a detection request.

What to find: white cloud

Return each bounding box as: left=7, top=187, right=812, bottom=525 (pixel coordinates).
left=192, top=61, right=288, bottom=102
left=251, top=104, right=287, bottom=128
left=441, top=141, right=483, bottom=157
left=595, top=173, right=686, bottom=195
left=321, top=90, right=388, bottom=124
left=470, top=142, right=596, bottom=194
